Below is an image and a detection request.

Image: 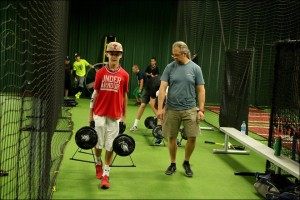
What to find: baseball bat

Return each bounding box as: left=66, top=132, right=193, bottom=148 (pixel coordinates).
left=205, top=141, right=245, bottom=150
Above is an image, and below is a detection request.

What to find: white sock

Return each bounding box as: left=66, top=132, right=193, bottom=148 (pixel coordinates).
left=133, top=119, right=140, bottom=127
left=103, top=165, right=110, bottom=176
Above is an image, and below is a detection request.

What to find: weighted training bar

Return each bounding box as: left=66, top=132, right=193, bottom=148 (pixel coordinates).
left=180, top=128, right=187, bottom=140
left=75, top=121, right=135, bottom=156
left=112, top=134, right=135, bottom=156
left=144, top=116, right=157, bottom=129
left=144, top=116, right=163, bottom=139
left=75, top=126, right=98, bottom=150
left=112, top=121, right=135, bottom=156
left=152, top=125, right=163, bottom=139
left=90, top=120, right=125, bottom=134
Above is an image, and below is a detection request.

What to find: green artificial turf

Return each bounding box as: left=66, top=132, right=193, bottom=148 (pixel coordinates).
left=52, top=98, right=265, bottom=199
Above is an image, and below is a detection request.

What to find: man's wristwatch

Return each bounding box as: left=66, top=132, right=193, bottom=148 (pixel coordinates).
left=199, top=109, right=205, bottom=114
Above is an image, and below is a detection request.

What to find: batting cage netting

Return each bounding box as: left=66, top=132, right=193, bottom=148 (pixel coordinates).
left=176, top=0, right=300, bottom=106
left=175, top=0, right=300, bottom=177
left=0, top=1, right=71, bottom=199
left=175, top=1, right=300, bottom=144
left=267, top=41, right=300, bottom=175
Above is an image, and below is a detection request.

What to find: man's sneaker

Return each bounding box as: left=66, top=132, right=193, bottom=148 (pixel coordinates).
left=130, top=126, right=138, bottom=132
left=95, top=164, right=103, bottom=179
left=182, top=162, right=193, bottom=177
left=165, top=165, right=176, bottom=175
left=154, top=138, right=162, bottom=146
left=100, top=175, right=110, bottom=189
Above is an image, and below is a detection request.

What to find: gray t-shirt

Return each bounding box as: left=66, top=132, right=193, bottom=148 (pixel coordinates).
left=160, top=60, right=205, bottom=110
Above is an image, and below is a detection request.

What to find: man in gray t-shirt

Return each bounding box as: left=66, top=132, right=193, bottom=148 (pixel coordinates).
left=157, top=41, right=206, bottom=177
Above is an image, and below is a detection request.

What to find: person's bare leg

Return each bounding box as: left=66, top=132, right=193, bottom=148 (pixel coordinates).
left=105, top=150, right=114, bottom=165
left=168, top=136, right=177, bottom=163
left=94, top=148, right=103, bottom=179
left=182, top=136, right=196, bottom=177
left=130, top=103, right=147, bottom=131
left=184, top=137, right=196, bottom=161
left=135, top=103, right=147, bottom=120
left=165, top=136, right=178, bottom=175
left=149, top=98, right=158, bottom=116
left=95, top=148, right=102, bottom=160
left=100, top=150, right=114, bottom=189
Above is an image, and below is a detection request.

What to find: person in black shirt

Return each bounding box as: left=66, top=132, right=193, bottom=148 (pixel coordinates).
left=130, top=65, right=158, bottom=132
left=145, top=57, right=159, bottom=79
left=132, top=64, right=148, bottom=105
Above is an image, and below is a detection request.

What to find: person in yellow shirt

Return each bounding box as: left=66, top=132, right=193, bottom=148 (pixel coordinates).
left=73, top=53, right=94, bottom=98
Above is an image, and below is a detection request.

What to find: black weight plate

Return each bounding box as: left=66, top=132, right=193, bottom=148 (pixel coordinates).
left=113, top=134, right=135, bottom=156
left=152, top=125, right=164, bottom=139
left=144, top=116, right=155, bottom=129
left=75, top=126, right=98, bottom=149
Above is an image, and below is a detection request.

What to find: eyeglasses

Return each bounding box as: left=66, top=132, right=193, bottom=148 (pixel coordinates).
left=171, top=53, right=183, bottom=58
left=108, top=52, right=122, bottom=56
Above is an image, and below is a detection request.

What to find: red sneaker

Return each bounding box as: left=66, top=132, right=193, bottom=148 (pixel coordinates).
left=100, top=175, right=110, bottom=189
left=95, top=164, right=103, bottom=179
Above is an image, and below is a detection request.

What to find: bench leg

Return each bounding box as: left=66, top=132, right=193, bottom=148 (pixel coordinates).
left=213, top=134, right=250, bottom=154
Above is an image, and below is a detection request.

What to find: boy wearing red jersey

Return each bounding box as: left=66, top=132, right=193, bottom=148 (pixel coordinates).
left=89, top=42, right=129, bottom=189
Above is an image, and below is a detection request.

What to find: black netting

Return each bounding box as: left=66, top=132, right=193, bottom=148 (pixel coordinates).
left=175, top=0, right=300, bottom=106
left=219, top=49, right=254, bottom=132
left=175, top=0, right=300, bottom=145
left=0, top=1, right=72, bottom=199
left=175, top=0, right=300, bottom=177
left=267, top=41, right=300, bottom=173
